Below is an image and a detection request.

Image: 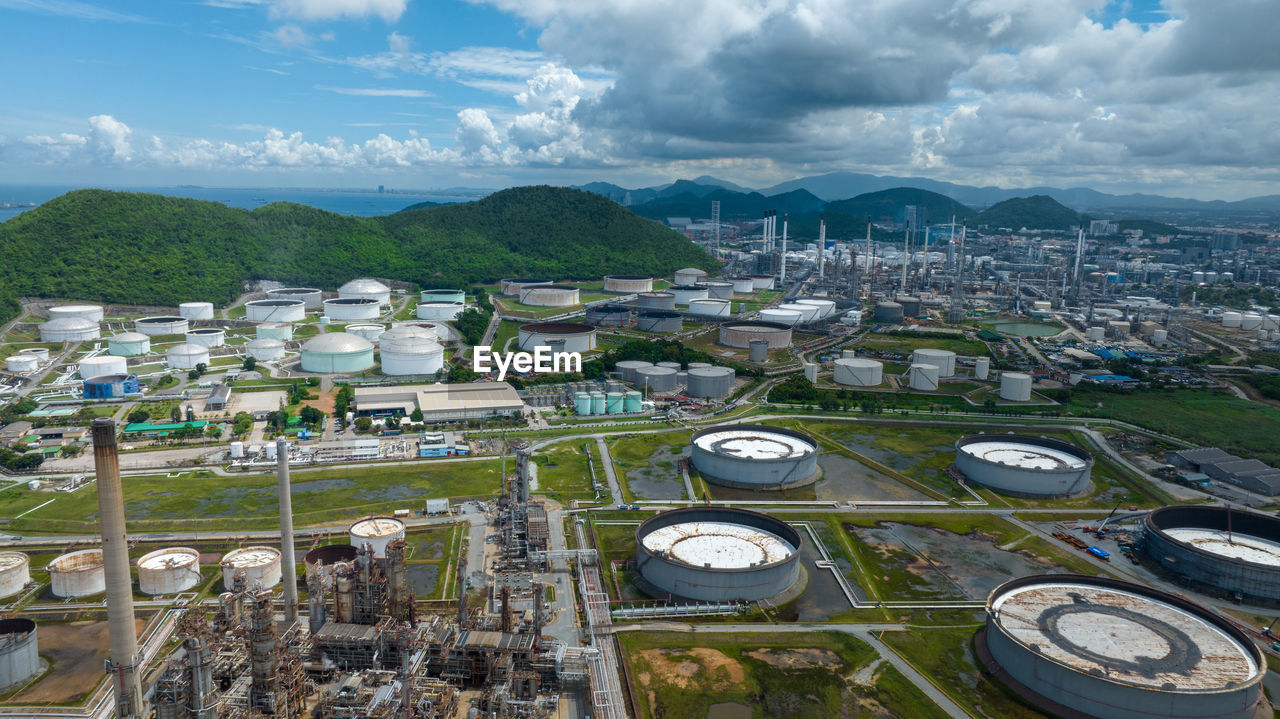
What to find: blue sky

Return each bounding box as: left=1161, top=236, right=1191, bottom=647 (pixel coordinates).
left=1, top=0, right=1277, bottom=199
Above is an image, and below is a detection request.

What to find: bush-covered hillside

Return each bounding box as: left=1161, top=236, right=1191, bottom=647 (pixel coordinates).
left=972, top=195, right=1081, bottom=231
left=0, top=185, right=716, bottom=319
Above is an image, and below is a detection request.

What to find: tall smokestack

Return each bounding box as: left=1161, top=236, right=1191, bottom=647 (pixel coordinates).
left=780, top=213, right=788, bottom=283
left=91, top=418, right=144, bottom=718
left=276, top=437, right=298, bottom=624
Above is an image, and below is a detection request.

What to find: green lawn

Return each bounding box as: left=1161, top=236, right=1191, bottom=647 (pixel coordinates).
left=531, top=440, right=597, bottom=501
left=493, top=320, right=521, bottom=351
left=857, top=332, right=991, bottom=358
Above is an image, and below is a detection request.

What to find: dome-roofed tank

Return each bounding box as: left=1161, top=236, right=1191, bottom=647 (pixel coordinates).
left=246, top=337, right=286, bottom=361
left=40, top=317, right=100, bottom=342
left=301, top=333, right=375, bottom=373
left=338, top=278, right=392, bottom=306
left=166, top=343, right=210, bottom=369
left=108, top=332, right=152, bottom=356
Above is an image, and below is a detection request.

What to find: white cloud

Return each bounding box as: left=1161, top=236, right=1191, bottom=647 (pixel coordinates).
left=0, top=0, right=151, bottom=23
left=270, top=0, right=408, bottom=22
left=317, top=86, right=431, bottom=97
left=87, top=115, right=133, bottom=163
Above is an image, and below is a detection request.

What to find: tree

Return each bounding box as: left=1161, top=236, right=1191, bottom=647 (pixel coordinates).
left=410, top=408, right=423, bottom=422
left=384, top=415, right=401, bottom=430
left=205, top=423, right=222, bottom=439
left=188, top=369, right=200, bottom=380
left=127, top=409, right=151, bottom=424
left=232, top=412, right=254, bottom=435
left=242, top=356, right=257, bottom=371
left=170, top=405, right=183, bottom=423
left=299, top=406, right=324, bottom=426
left=195, top=362, right=207, bottom=375
left=354, top=417, right=373, bottom=431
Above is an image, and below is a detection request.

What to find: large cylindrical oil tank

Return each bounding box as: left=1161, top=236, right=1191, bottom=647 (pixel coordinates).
left=698, top=281, right=735, bottom=299
left=690, top=425, right=820, bottom=489
left=48, top=304, right=104, bottom=323
left=301, top=333, right=376, bottom=373
left=245, top=298, right=306, bottom=322
left=416, top=301, right=464, bottom=321
left=517, top=323, right=596, bottom=353
left=1152, top=328, right=1168, bottom=343
left=107, top=330, right=151, bottom=355
left=874, top=302, right=904, bottom=323
left=636, top=292, right=677, bottom=310
left=778, top=303, right=819, bottom=323
left=420, top=289, right=465, bottom=304
left=974, top=357, right=990, bottom=380
left=795, top=299, right=836, bottom=319
left=636, top=311, right=682, bottom=333
left=624, top=391, right=642, bottom=412
left=912, top=348, right=956, bottom=377
left=48, top=548, right=105, bottom=597
left=575, top=392, right=593, bottom=415
left=18, top=347, right=49, bottom=362
left=304, top=544, right=359, bottom=578
left=999, top=372, right=1033, bottom=401
left=1086, top=326, right=1106, bottom=341
left=674, top=267, right=709, bottom=285
left=634, top=507, right=803, bottom=602
left=719, top=321, right=792, bottom=349
left=135, top=316, right=189, bottom=336
left=0, top=552, right=30, bottom=599
left=1222, top=311, right=1243, bottom=328
left=137, top=547, right=202, bottom=595
left=220, top=547, right=282, bottom=590
left=256, top=323, right=293, bottom=341
left=349, top=517, right=406, bottom=558
left=1242, top=313, right=1264, bottom=331
left=750, top=275, right=776, bottom=290
left=246, top=337, right=286, bottom=361
left=606, top=392, right=624, bottom=413
left=379, top=335, right=444, bottom=376
left=267, top=287, right=324, bottom=308
left=669, top=285, right=709, bottom=305
left=898, top=296, right=922, bottom=316
left=727, top=277, right=756, bottom=294
left=634, top=366, right=678, bottom=393
left=759, top=308, right=801, bottom=326
left=591, top=392, right=606, bottom=415
left=0, top=618, right=39, bottom=691
left=980, top=574, right=1265, bottom=719
left=345, top=323, right=386, bottom=342
left=908, top=363, right=940, bottom=390
left=833, top=358, right=882, bottom=386
left=603, top=275, right=653, bottom=293
left=803, top=363, right=818, bottom=382
left=615, top=360, right=653, bottom=383
left=184, top=328, right=226, bottom=348
left=656, top=361, right=681, bottom=370
left=954, top=434, right=1092, bottom=497
left=520, top=284, right=580, bottom=307
left=79, top=355, right=128, bottom=378
left=338, top=278, right=391, bottom=306
left=178, top=301, right=215, bottom=320
left=1143, top=506, right=1280, bottom=602
left=585, top=305, right=631, bottom=327
left=687, top=299, right=732, bottom=318
left=5, top=355, right=37, bottom=373
left=166, top=343, right=210, bottom=370
left=41, top=317, right=100, bottom=342
left=324, top=298, right=381, bottom=321
left=686, top=366, right=735, bottom=399
left=500, top=277, right=553, bottom=296
left=749, top=339, right=768, bottom=363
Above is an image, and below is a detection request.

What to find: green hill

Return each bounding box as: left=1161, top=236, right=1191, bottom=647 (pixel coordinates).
left=0, top=186, right=716, bottom=319
left=825, top=187, right=975, bottom=224
left=973, top=195, right=1081, bottom=231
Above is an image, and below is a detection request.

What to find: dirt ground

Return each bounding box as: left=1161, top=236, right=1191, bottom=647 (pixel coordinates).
left=304, top=389, right=336, bottom=415
left=3, top=618, right=145, bottom=705
left=635, top=647, right=745, bottom=691
left=745, top=647, right=840, bottom=670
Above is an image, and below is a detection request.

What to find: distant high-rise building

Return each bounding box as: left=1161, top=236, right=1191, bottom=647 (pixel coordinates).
left=377, top=185, right=385, bottom=193
left=1211, top=231, right=1240, bottom=250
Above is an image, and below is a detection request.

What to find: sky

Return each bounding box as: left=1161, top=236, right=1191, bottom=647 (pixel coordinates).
left=1, top=0, right=1278, bottom=200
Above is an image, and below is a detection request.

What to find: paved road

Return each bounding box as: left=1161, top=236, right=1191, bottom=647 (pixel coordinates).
left=594, top=437, right=624, bottom=505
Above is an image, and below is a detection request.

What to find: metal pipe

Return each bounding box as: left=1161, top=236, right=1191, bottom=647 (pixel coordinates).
left=91, top=418, right=144, bottom=718
left=276, top=437, right=298, bottom=625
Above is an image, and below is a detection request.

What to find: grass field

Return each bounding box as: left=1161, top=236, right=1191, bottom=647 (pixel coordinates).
left=856, top=332, right=991, bottom=358
left=493, top=320, right=521, bottom=351
left=620, top=630, right=949, bottom=719
left=0, top=459, right=503, bottom=534
left=531, top=440, right=598, bottom=501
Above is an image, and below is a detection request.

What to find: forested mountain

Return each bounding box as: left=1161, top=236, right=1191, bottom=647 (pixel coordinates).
left=972, top=195, right=1082, bottom=231
left=0, top=186, right=715, bottom=320
left=626, top=187, right=826, bottom=222
left=825, top=187, right=976, bottom=224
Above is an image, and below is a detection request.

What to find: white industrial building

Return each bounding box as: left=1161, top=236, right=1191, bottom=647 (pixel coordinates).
left=352, top=382, right=523, bottom=422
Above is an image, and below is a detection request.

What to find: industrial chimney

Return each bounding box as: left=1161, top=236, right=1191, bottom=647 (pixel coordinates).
left=276, top=437, right=299, bottom=624
left=91, top=418, right=144, bottom=718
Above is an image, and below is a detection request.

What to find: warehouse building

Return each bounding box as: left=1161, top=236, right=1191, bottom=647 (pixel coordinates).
left=352, top=382, right=523, bottom=422
left=122, top=421, right=208, bottom=439
left=1165, top=448, right=1280, bottom=496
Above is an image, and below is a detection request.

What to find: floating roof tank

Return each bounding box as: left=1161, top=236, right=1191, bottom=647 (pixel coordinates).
left=349, top=517, right=406, bottom=558
left=178, top=301, right=215, bottom=320
left=136, top=547, right=201, bottom=595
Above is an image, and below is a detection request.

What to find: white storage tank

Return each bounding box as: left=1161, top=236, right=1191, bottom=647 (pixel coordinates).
left=1222, top=311, right=1243, bottom=328
left=636, top=292, right=676, bottom=310
left=137, top=547, right=202, bottom=595
left=727, top=277, right=756, bottom=293
left=40, top=317, right=100, bottom=342
left=519, top=284, right=580, bottom=306
left=833, top=358, right=882, bottom=386
left=185, top=327, right=226, bottom=348
left=974, top=357, right=991, bottom=380
left=108, top=332, right=151, bottom=356
left=778, top=303, right=818, bottom=323
left=79, top=355, right=129, bottom=378
left=0, top=618, right=39, bottom=692
left=669, top=285, right=709, bottom=305
left=1241, top=313, right=1264, bottom=331
left=603, top=275, right=654, bottom=293
left=221, top=547, right=282, bottom=590
left=803, top=362, right=818, bottom=382
left=1152, top=329, right=1168, bottom=343
left=999, top=372, right=1033, bottom=401
left=634, top=366, right=678, bottom=393
left=18, top=347, right=49, bottom=361
left=698, top=280, right=735, bottom=299
left=759, top=308, right=802, bottom=326
left=420, top=289, right=465, bottom=304
left=135, top=316, right=190, bottom=336
left=229, top=441, right=245, bottom=458
left=750, top=275, right=775, bottom=290
left=178, top=301, right=215, bottom=320
left=686, top=366, right=736, bottom=399
left=416, top=302, right=464, bottom=321
left=517, top=323, right=596, bottom=354
left=674, top=267, right=709, bottom=285
left=48, top=548, right=105, bottom=598
left=795, top=299, right=836, bottom=319
left=48, top=304, right=104, bottom=323
left=615, top=360, right=653, bottom=383
left=749, top=338, right=769, bottom=363
left=0, top=552, right=30, bottom=599
left=379, top=335, right=444, bottom=376
left=323, top=297, right=382, bottom=321
left=908, top=363, right=940, bottom=390
left=256, top=323, right=294, bottom=341
left=912, top=348, right=957, bottom=377
left=267, top=287, right=323, bottom=308
left=300, top=333, right=375, bottom=373
left=246, top=337, right=286, bottom=361
left=167, top=343, right=211, bottom=370
left=5, top=355, right=38, bottom=373
left=1086, top=326, right=1105, bottom=342
left=687, top=298, right=732, bottom=318
left=245, top=298, right=306, bottom=323
left=349, top=517, right=406, bottom=558
left=345, top=324, right=386, bottom=342
left=338, top=278, right=392, bottom=306
left=1266, top=315, right=1280, bottom=332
